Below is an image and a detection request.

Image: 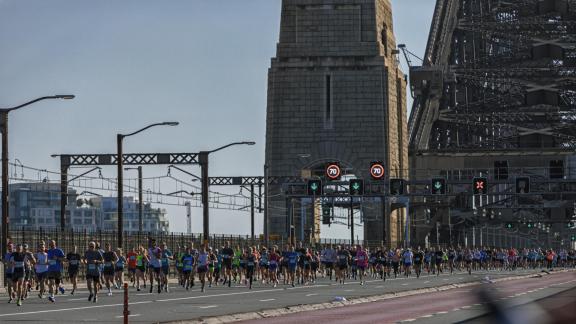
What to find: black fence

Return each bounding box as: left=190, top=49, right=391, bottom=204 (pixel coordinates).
left=6, top=227, right=371, bottom=256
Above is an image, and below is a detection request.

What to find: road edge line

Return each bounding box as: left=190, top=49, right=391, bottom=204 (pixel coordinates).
left=163, top=270, right=574, bottom=324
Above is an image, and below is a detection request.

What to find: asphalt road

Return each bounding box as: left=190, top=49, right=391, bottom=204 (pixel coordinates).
left=241, top=270, right=576, bottom=324
left=0, top=268, right=566, bottom=323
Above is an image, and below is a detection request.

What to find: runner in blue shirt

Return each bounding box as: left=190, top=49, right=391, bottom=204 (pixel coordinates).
left=181, top=247, right=195, bottom=290
left=286, top=246, right=299, bottom=287
left=3, top=243, right=15, bottom=303
left=46, top=240, right=65, bottom=302
left=160, top=242, right=173, bottom=292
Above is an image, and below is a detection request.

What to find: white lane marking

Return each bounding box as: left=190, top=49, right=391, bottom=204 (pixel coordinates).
left=461, top=305, right=472, bottom=309
left=401, top=319, right=417, bottom=322
left=424, top=281, right=430, bottom=284
left=115, top=314, right=141, bottom=318
left=154, top=287, right=288, bottom=303
left=259, top=298, right=276, bottom=302
left=66, top=298, right=87, bottom=301
left=344, top=289, right=355, bottom=292
left=420, top=314, right=433, bottom=318
left=0, top=300, right=153, bottom=317
left=436, top=311, right=448, bottom=314
left=401, top=283, right=409, bottom=286
left=199, top=305, right=218, bottom=309
left=136, top=293, right=153, bottom=296
left=306, top=293, right=318, bottom=297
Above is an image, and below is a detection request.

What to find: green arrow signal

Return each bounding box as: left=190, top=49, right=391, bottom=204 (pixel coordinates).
left=310, top=183, right=318, bottom=191
left=352, top=183, right=360, bottom=191
left=434, top=181, right=442, bottom=190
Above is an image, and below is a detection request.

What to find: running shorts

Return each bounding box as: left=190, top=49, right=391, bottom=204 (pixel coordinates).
left=103, top=267, right=115, bottom=276
left=47, top=271, right=62, bottom=280
left=68, top=266, right=79, bottom=277
left=86, top=274, right=100, bottom=283
left=12, top=269, right=25, bottom=281
left=36, top=271, right=47, bottom=281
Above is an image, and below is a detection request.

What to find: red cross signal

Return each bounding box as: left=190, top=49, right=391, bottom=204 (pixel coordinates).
left=473, top=177, right=488, bottom=195
left=475, top=181, right=484, bottom=190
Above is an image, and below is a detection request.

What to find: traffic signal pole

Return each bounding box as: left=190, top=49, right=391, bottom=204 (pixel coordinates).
left=350, top=198, right=354, bottom=245
left=200, top=152, right=209, bottom=247
left=250, top=184, right=255, bottom=243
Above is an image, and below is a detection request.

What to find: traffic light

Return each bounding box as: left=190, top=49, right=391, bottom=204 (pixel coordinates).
left=322, top=205, right=331, bottom=225
left=527, top=222, right=534, bottom=229
left=307, top=179, right=322, bottom=196
left=349, top=179, right=364, bottom=196
left=473, top=177, right=488, bottom=195
left=571, top=235, right=576, bottom=242
left=516, top=177, right=530, bottom=194
left=505, top=222, right=515, bottom=229
left=431, top=178, right=446, bottom=195
left=389, top=179, right=405, bottom=195
left=567, top=221, right=575, bottom=229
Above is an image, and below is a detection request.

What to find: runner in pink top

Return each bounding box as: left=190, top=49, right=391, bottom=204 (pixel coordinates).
left=356, top=245, right=369, bottom=285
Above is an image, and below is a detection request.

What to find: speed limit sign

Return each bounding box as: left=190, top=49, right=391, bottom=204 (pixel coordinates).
left=325, top=163, right=341, bottom=180
left=370, top=162, right=385, bottom=180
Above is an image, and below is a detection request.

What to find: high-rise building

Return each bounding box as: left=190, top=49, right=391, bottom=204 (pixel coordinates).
left=5, top=182, right=169, bottom=233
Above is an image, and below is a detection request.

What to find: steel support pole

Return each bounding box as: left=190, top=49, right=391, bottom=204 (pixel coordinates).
left=199, top=152, right=209, bottom=247
left=1, top=111, right=8, bottom=256
left=350, top=198, right=354, bottom=245
left=250, top=184, right=255, bottom=243
left=117, top=134, right=124, bottom=248
left=263, top=164, right=269, bottom=245
left=138, top=166, right=143, bottom=233
left=60, top=165, right=68, bottom=231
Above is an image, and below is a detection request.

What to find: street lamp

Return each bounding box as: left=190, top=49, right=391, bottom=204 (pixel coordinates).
left=200, top=141, right=255, bottom=246
left=1, top=95, right=74, bottom=256
left=124, top=166, right=143, bottom=233
left=117, top=122, right=178, bottom=248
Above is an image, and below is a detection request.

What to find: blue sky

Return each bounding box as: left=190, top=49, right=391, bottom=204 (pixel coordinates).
left=0, top=0, right=435, bottom=239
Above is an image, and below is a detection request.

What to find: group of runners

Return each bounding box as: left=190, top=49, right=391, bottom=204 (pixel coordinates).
left=3, top=238, right=576, bottom=307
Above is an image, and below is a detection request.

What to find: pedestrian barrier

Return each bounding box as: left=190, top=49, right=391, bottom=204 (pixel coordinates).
left=123, top=282, right=129, bottom=324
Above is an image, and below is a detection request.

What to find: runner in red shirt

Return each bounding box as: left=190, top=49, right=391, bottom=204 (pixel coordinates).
left=126, top=248, right=138, bottom=286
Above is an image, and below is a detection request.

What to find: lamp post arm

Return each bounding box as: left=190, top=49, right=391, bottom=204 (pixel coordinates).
left=2, top=95, right=74, bottom=112
left=207, top=141, right=255, bottom=154
left=121, top=122, right=178, bottom=138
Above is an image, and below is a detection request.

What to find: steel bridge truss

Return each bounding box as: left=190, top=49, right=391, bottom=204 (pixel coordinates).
left=409, top=0, right=576, bottom=151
